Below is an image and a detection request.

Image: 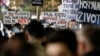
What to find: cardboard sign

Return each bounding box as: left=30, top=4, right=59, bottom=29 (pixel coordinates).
left=3, top=11, right=30, bottom=24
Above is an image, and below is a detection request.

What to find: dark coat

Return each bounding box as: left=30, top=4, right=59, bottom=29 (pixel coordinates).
left=84, top=49, right=100, bottom=56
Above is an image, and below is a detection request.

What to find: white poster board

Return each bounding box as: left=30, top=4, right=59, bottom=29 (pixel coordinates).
left=3, top=11, right=30, bottom=24
left=41, top=12, right=67, bottom=28
left=58, top=0, right=79, bottom=21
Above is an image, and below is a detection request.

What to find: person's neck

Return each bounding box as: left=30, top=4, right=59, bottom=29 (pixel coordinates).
left=28, top=36, right=42, bottom=44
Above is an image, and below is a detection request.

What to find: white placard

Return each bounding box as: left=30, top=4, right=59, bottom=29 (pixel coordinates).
left=58, top=0, right=79, bottom=20
left=41, top=12, right=67, bottom=28
left=3, top=11, right=30, bottom=24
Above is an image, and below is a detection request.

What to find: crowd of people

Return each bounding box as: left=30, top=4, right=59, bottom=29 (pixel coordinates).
left=0, top=19, right=100, bottom=56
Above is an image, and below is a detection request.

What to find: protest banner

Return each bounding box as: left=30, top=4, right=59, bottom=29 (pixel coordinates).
left=77, top=0, right=100, bottom=26
left=59, top=0, right=100, bottom=26
left=41, top=12, right=67, bottom=28
left=3, top=11, right=30, bottom=25
left=58, top=0, right=79, bottom=21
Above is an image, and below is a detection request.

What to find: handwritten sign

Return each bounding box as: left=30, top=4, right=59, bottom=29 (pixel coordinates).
left=3, top=11, right=30, bottom=24
left=58, top=0, right=79, bottom=20
left=41, top=12, right=67, bottom=28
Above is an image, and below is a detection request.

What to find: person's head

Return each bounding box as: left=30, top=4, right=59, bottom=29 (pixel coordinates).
left=43, top=27, right=56, bottom=42
left=77, top=23, right=95, bottom=56
left=68, top=20, right=77, bottom=30
left=5, top=33, right=35, bottom=56
left=79, top=27, right=100, bottom=56
left=43, top=29, right=77, bottom=56
left=24, top=20, right=44, bottom=43
left=7, top=33, right=26, bottom=52
left=12, top=23, right=22, bottom=33
left=4, top=24, right=12, bottom=30
left=14, top=23, right=21, bottom=28
left=44, top=27, right=56, bottom=37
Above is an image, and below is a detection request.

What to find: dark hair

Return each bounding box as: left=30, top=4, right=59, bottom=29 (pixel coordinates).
left=13, top=23, right=22, bottom=30
left=43, top=29, right=77, bottom=55
left=49, top=23, right=54, bottom=26
left=70, top=20, right=76, bottom=22
left=4, top=24, right=12, bottom=30
left=24, top=20, right=44, bottom=38
left=44, top=27, right=56, bottom=37
left=11, top=33, right=26, bottom=42
left=14, top=23, right=21, bottom=26
left=47, top=23, right=55, bottom=27
left=68, top=20, right=77, bottom=26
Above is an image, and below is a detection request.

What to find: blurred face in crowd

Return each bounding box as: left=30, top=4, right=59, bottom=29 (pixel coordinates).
left=77, top=29, right=93, bottom=56
left=45, top=42, right=72, bottom=56
left=68, top=21, right=77, bottom=29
